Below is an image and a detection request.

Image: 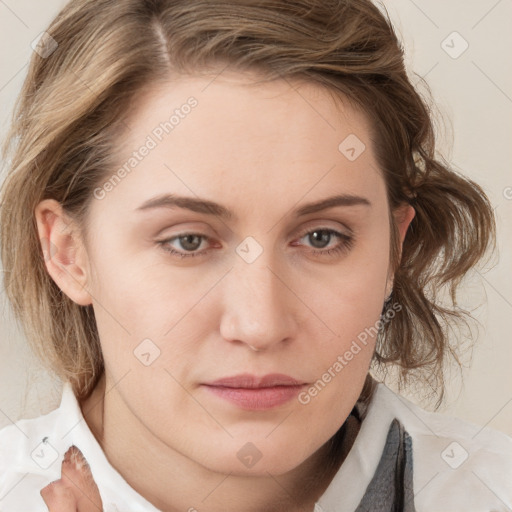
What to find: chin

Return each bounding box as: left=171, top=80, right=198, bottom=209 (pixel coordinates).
left=207, top=456, right=301, bottom=478
left=195, top=436, right=312, bottom=477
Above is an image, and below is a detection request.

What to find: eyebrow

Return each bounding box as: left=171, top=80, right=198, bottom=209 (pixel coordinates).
left=135, top=193, right=371, bottom=220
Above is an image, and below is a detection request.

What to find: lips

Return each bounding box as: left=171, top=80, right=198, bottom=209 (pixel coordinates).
left=201, top=373, right=307, bottom=410
left=204, top=373, right=305, bottom=388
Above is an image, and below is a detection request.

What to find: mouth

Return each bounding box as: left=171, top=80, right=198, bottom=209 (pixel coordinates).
left=204, top=373, right=305, bottom=388
left=201, top=373, right=307, bottom=410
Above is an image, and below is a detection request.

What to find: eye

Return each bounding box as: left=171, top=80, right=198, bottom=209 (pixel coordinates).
left=157, top=233, right=213, bottom=259
left=292, top=227, right=354, bottom=257
left=157, top=227, right=354, bottom=260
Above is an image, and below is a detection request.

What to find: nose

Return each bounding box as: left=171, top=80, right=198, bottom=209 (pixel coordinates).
left=219, top=257, right=299, bottom=352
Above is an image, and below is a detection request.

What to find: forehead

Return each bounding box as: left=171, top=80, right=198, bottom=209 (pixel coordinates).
left=99, top=69, right=385, bottom=220
left=123, top=69, right=374, bottom=154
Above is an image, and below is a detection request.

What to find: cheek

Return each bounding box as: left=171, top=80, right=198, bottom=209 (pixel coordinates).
left=302, top=218, right=390, bottom=381
left=85, top=230, right=179, bottom=329
left=85, top=235, right=220, bottom=382
left=307, top=218, right=390, bottom=333
left=296, top=261, right=388, bottom=429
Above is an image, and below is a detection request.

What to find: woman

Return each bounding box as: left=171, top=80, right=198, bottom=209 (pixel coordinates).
left=0, top=0, right=510, bottom=510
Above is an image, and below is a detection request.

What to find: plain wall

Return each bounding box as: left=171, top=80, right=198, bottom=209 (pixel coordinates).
left=1, top=0, right=511, bottom=436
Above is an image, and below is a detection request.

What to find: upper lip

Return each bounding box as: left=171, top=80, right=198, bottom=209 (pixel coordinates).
left=203, top=373, right=305, bottom=388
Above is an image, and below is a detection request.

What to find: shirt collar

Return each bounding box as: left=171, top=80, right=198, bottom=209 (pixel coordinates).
left=315, top=382, right=404, bottom=510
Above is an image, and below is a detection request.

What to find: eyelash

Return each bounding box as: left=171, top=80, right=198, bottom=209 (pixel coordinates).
left=157, top=228, right=354, bottom=260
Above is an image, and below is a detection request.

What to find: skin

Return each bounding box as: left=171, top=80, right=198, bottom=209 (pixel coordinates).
left=35, top=68, right=415, bottom=512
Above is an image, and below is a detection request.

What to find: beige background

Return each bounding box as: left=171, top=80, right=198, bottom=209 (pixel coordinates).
left=1, top=0, right=511, bottom=436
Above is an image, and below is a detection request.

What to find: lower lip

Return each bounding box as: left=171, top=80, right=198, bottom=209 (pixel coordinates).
left=202, top=384, right=305, bottom=410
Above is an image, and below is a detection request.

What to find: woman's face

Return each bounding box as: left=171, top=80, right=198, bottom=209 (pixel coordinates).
left=65, top=70, right=408, bottom=475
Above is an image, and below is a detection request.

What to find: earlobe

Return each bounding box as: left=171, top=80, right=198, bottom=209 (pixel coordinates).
left=34, top=199, right=92, bottom=306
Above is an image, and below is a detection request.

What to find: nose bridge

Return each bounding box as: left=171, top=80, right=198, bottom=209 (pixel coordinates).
left=220, top=248, right=296, bottom=350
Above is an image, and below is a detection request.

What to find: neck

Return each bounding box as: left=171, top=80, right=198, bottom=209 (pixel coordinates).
left=80, top=373, right=359, bottom=512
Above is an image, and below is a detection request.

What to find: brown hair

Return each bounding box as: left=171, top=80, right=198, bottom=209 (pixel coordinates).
left=0, top=0, right=495, bottom=405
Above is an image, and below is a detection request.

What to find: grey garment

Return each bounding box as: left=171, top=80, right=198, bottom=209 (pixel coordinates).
left=354, top=418, right=416, bottom=512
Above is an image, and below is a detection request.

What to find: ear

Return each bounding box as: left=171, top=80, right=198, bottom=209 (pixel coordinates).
left=385, top=203, right=415, bottom=296
left=34, top=199, right=93, bottom=306
left=394, top=203, right=415, bottom=246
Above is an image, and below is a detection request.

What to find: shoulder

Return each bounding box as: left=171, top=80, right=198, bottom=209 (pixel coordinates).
left=371, top=383, right=512, bottom=511
left=1, top=382, right=161, bottom=512
left=0, top=390, right=66, bottom=511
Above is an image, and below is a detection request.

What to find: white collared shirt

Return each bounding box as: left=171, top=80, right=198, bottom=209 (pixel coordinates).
left=1, top=381, right=511, bottom=511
